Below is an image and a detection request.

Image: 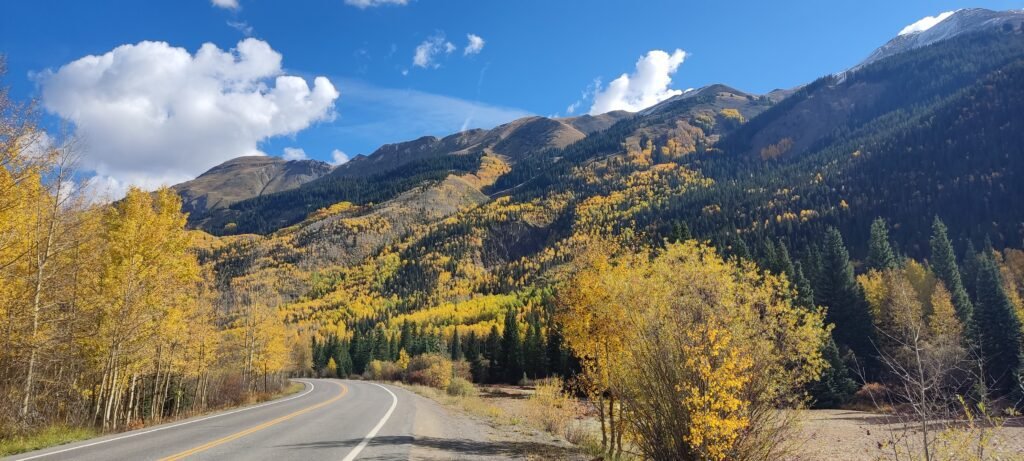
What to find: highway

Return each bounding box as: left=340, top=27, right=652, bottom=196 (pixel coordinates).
left=6, top=379, right=416, bottom=461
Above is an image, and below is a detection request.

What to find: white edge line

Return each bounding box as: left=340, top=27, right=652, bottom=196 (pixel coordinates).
left=12, top=380, right=317, bottom=461
left=340, top=382, right=398, bottom=461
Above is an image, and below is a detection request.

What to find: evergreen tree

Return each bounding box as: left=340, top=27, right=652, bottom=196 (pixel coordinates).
left=485, top=325, right=502, bottom=383
left=793, top=262, right=816, bottom=310
left=465, top=331, right=480, bottom=361
left=809, top=337, right=858, bottom=408
left=450, top=327, right=463, bottom=361
left=818, top=228, right=875, bottom=366
left=972, top=251, right=1023, bottom=393
left=961, top=239, right=980, bottom=300
left=337, top=340, right=353, bottom=377
left=866, top=217, right=897, bottom=271
left=930, top=217, right=973, bottom=323
left=372, top=327, right=389, bottom=361
left=546, top=320, right=567, bottom=377
left=501, top=308, right=524, bottom=383
left=523, top=315, right=546, bottom=378
left=399, top=321, right=413, bottom=354
left=670, top=221, right=692, bottom=243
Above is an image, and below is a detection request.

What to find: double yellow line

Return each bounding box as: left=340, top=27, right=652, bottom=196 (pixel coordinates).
left=159, top=381, right=348, bottom=461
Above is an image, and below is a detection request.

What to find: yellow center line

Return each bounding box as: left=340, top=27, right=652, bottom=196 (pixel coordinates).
left=158, top=381, right=348, bottom=461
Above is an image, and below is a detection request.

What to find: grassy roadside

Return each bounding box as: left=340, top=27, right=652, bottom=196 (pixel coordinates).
left=0, top=425, right=98, bottom=457
left=0, top=380, right=306, bottom=457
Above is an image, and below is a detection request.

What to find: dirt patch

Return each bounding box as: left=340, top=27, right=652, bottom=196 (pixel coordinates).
left=792, top=409, right=1024, bottom=460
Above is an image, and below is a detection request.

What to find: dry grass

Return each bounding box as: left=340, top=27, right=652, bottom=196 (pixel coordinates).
left=0, top=380, right=305, bottom=457
left=0, top=425, right=98, bottom=457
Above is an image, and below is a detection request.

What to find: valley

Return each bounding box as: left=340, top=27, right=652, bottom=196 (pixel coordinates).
left=4, top=5, right=1024, bottom=461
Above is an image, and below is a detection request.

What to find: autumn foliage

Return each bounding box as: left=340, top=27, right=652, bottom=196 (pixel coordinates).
left=558, top=240, right=828, bottom=460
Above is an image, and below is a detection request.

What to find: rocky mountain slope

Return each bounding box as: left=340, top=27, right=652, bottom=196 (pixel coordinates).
left=173, top=155, right=332, bottom=228
left=184, top=9, right=1024, bottom=335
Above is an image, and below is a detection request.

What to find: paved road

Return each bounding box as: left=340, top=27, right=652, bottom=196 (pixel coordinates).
left=6, top=379, right=417, bottom=461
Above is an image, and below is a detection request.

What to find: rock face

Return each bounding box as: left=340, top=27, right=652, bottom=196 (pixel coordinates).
left=173, top=155, right=332, bottom=224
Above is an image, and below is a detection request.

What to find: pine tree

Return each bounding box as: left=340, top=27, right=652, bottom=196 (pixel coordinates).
left=809, top=337, right=858, bottom=408
left=961, top=240, right=980, bottom=300
left=485, top=325, right=502, bottom=383
left=450, top=327, right=463, bottom=361
left=501, top=308, right=524, bottom=383
left=930, top=217, right=973, bottom=323
left=670, top=221, right=692, bottom=243
left=546, top=320, right=567, bottom=377
left=372, top=327, right=389, bottom=362
left=867, top=217, right=897, bottom=271
left=818, top=228, right=875, bottom=366
left=523, top=315, right=546, bottom=378
left=793, top=262, right=816, bottom=310
left=972, top=251, right=1023, bottom=393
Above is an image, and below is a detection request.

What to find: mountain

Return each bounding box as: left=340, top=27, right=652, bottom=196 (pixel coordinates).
left=185, top=111, right=634, bottom=235
left=186, top=9, right=1024, bottom=338
left=849, top=8, right=1024, bottom=72
left=174, top=156, right=332, bottom=228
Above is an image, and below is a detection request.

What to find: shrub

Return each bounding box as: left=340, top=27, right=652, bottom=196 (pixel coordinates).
left=524, top=377, right=579, bottom=437
left=407, top=354, right=453, bottom=390
left=446, top=377, right=476, bottom=397
left=364, top=360, right=403, bottom=381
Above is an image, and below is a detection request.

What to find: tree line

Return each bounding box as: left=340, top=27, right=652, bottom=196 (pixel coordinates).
left=0, top=71, right=302, bottom=438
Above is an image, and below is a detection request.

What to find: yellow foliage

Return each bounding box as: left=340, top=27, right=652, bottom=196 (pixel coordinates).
left=559, top=241, right=828, bottom=460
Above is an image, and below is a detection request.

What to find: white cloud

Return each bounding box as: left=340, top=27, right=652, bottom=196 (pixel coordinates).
left=589, top=49, right=687, bottom=115
left=227, top=20, right=254, bottom=37
left=332, top=78, right=529, bottom=147
left=566, top=78, right=601, bottom=115
left=211, top=0, right=239, bottom=9
left=330, top=149, right=350, bottom=165
left=282, top=147, right=308, bottom=161
left=899, top=11, right=956, bottom=35
left=345, top=0, right=408, bottom=8
left=413, top=34, right=455, bottom=69
left=38, top=38, right=340, bottom=193
left=464, top=34, right=485, bottom=55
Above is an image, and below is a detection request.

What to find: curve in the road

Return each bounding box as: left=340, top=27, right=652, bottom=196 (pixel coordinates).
left=340, top=382, right=398, bottom=461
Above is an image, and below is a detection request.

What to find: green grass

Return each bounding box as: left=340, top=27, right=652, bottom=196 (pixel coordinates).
left=0, top=425, right=98, bottom=456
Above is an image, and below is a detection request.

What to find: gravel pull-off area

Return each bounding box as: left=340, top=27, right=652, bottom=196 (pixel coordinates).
left=793, top=409, right=1024, bottom=460
left=398, top=385, right=587, bottom=460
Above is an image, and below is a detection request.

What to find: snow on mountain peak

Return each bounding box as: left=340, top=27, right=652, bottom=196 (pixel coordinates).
left=899, top=10, right=958, bottom=36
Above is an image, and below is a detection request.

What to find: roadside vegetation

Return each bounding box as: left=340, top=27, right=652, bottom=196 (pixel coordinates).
left=0, top=65, right=306, bottom=450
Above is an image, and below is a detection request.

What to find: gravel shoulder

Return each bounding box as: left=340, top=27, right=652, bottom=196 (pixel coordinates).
left=391, top=384, right=589, bottom=461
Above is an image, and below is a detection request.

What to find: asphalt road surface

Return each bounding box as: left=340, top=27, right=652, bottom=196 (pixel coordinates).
left=5, top=379, right=463, bottom=461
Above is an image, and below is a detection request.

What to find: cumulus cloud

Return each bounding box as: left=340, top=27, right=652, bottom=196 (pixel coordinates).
left=464, top=34, right=485, bottom=55
left=345, top=0, right=408, bottom=8
left=282, top=147, right=308, bottom=161
left=211, top=0, right=239, bottom=9
left=413, top=34, right=455, bottom=68
left=589, top=49, right=687, bottom=115
left=330, top=149, right=350, bottom=165
left=38, top=38, right=340, bottom=193
left=899, top=11, right=956, bottom=35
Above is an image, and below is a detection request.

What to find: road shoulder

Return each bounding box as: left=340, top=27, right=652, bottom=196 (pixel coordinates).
left=386, top=383, right=588, bottom=461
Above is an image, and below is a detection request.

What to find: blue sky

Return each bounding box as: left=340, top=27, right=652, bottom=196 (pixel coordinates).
left=2, top=0, right=1022, bottom=191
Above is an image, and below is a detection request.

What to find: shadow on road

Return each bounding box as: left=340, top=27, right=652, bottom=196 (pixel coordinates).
left=279, top=435, right=580, bottom=459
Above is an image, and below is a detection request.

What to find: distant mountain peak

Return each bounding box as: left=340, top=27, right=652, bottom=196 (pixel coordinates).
left=849, top=8, right=1024, bottom=73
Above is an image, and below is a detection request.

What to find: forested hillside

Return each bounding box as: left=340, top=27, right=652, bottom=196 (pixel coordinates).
left=6, top=7, right=1024, bottom=459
